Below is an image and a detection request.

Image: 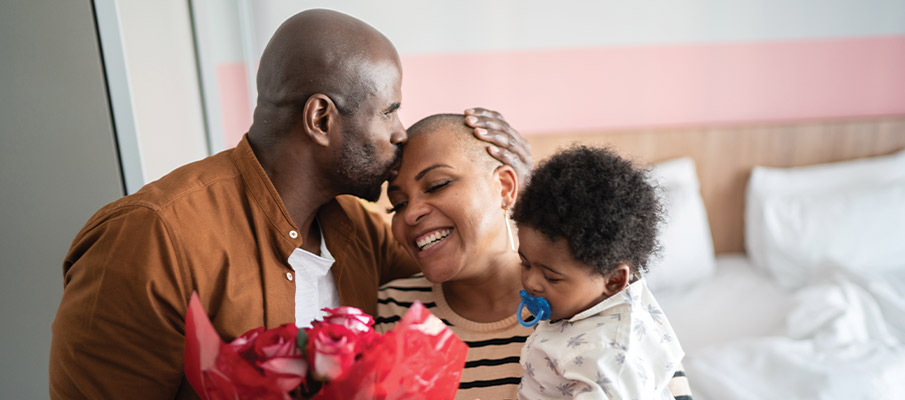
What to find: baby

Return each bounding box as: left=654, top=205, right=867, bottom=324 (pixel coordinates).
left=512, top=145, right=684, bottom=399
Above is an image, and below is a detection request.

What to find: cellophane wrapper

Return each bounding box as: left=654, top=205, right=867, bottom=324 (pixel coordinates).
left=185, top=292, right=467, bottom=399
left=311, top=301, right=467, bottom=400
left=185, top=293, right=305, bottom=400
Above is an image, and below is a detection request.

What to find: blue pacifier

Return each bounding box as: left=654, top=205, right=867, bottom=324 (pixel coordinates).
left=517, top=290, right=552, bottom=327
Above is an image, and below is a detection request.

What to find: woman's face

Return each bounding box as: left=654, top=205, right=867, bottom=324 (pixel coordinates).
left=386, top=131, right=509, bottom=283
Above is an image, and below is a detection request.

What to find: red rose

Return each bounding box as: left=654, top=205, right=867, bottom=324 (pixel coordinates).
left=228, top=326, right=264, bottom=364
left=318, top=306, right=375, bottom=334
left=222, top=324, right=308, bottom=393
left=306, top=324, right=360, bottom=381
left=253, top=324, right=301, bottom=360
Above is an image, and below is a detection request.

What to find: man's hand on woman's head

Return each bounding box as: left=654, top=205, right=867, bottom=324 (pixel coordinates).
left=464, top=107, right=533, bottom=183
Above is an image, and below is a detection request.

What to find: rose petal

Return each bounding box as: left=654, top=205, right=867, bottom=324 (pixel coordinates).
left=259, top=339, right=297, bottom=359
left=254, top=324, right=299, bottom=359
left=313, top=350, right=349, bottom=381
left=320, top=306, right=375, bottom=333
left=259, top=356, right=308, bottom=377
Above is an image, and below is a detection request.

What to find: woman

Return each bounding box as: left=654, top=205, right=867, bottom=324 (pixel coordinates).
left=376, top=113, right=693, bottom=400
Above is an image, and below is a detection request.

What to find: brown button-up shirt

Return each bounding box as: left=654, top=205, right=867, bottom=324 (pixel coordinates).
left=49, top=136, right=417, bottom=399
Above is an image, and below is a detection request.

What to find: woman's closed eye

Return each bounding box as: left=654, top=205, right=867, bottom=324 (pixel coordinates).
left=425, top=179, right=453, bottom=193
left=386, top=201, right=406, bottom=214
left=386, top=179, right=453, bottom=214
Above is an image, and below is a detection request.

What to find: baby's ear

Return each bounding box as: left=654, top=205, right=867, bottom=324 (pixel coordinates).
left=603, top=264, right=630, bottom=296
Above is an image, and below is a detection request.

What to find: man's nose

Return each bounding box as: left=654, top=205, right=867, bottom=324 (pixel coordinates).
left=391, top=116, right=407, bottom=144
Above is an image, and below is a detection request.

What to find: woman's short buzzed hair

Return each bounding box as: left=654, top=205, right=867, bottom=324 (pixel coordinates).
left=406, top=114, right=502, bottom=171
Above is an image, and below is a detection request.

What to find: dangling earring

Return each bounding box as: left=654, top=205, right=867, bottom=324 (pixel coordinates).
left=504, top=206, right=516, bottom=252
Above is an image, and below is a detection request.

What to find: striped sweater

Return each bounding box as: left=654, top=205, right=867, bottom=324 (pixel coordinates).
left=377, top=276, right=527, bottom=399
left=376, top=275, right=693, bottom=400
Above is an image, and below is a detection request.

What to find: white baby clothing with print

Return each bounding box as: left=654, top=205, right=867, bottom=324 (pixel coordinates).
left=519, top=278, right=684, bottom=399
left=288, top=222, right=340, bottom=328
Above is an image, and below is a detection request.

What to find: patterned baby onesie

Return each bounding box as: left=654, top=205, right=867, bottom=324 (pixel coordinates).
left=519, top=279, right=684, bottom=399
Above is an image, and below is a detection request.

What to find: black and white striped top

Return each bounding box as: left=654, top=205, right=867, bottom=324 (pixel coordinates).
left=377, top=275, right=528, bottom=400
left=376, top=275, right=694, bottom=400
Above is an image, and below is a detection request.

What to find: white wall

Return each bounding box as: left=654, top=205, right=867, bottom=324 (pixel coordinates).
left=98, top=0, right=209, bottom=192
left=248, top=0, right=905, bottom=55
left=192, top=0, right=905, bottom=146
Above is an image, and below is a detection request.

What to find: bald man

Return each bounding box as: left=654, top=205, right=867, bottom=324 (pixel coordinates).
left=49, top=9, right=531, bottom=399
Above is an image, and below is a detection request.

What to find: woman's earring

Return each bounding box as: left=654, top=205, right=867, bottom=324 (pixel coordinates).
left=504, top=207, right=516, bottom=252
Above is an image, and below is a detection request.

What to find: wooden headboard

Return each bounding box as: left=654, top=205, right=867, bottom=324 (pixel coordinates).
left=366, top=116, right=905, bottom=253
left=526, top=116, right=905, bottom=254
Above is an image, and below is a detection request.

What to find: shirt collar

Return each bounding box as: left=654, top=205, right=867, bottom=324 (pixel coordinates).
left=233, top=134, right=358, bottom=258
left=568, top=278, right=648, bottom=322
left=232, top=134, right=303, bottom=250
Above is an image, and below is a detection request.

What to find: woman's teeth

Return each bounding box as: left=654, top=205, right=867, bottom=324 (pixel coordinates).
left=416, top=229, right=452, bottom=251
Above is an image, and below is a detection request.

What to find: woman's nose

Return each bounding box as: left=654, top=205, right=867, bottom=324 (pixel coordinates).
left=401, top=196, right=429, bottom=226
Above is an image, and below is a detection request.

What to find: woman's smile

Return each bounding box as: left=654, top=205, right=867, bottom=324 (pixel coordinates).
left=414, top=227, right=453, bottom=251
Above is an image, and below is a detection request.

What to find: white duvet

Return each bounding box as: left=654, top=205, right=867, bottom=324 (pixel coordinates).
left=655, top=256, right=905, bottom=400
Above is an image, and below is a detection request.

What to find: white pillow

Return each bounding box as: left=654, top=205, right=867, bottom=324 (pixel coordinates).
left=645, top=157, right=716, bottom=292
left=745, top=148, right=905, bottom=288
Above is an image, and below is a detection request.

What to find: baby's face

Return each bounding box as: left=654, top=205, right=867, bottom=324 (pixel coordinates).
left=518, top=226, right=608, bottom=321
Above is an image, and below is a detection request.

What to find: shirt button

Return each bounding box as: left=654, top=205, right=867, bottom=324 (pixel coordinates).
left=289, top=230, right=299, bottom=239
left=286, top=272, right=293, bottom=281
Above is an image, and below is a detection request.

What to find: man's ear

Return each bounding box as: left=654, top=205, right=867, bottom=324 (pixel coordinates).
left=302, top=94, right=336, bottom=147
left=603, top=264, right=630, bottom=296
left=495, top=164, right=519, bottom=208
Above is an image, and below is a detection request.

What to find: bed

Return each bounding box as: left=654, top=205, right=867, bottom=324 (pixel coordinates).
left=524, top=116, right=905, bottom=399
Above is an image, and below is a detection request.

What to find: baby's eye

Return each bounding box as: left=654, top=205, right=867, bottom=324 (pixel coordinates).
left=386, top=201, right=407, bottom=214
left=543, top=275, right=562, bottom=284
left=425, top=179, right=452, bottom=193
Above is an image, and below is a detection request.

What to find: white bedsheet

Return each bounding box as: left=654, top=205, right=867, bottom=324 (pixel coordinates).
left=653, top=254, right=905, bottom=400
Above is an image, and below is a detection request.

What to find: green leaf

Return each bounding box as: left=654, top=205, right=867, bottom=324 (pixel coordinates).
left=296, top=328, right=309, bottom=356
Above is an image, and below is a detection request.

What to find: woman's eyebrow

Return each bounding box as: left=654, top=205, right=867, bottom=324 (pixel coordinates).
left=414, top=164, right=453, bottom=180
left=387, top=164, right=453, bottom=193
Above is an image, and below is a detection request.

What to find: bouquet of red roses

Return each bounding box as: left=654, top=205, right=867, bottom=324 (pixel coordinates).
left=184, top=292, right=467, bottom=399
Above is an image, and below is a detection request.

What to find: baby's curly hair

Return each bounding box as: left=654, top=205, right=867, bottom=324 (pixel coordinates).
left=511, top=145, right=662, bottom=278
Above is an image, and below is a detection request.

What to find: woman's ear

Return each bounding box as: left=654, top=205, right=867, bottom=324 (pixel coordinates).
left=302, top=94, right=336, bottom=147
left=495, top=164, right=519, bottom=208
left=603, top=264, right=630, bottom=296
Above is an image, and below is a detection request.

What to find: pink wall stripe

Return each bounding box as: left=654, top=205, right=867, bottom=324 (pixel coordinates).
left=399, top=36, right=905, bottom=135
left=216, top=63, right=252, bottom=147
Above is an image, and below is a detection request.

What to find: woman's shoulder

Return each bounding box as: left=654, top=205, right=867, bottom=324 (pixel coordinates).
left=379, top=274, right=431, bottom=293
left=377, top=275, right=434, bottom=312
left=375, top=275, right=435, bottom=333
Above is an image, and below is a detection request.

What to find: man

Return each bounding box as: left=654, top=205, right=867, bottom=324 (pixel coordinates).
left=49, top=9, right=531, bottom=399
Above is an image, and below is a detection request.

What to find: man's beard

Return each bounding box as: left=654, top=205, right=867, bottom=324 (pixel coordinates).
left=336, top=133, right=401, bottom=202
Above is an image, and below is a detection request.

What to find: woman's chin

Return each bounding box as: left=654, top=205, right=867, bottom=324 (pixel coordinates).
left=413, top=233, right=467, bottom=283
left=421, top=263, right=461, bottom=284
